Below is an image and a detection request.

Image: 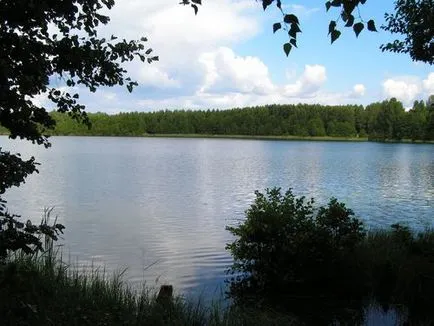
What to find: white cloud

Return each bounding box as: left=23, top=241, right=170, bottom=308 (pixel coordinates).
left=136, top=88, right=366, bottom=111
left=136, top=66, right=180, bottom=89
left=284, top=64, right=327, bottom=97
left=282, top=4, right=320, bottom=18
left=26, top=93, right=50, bottom=108
left=196, top=58, right=329, bottom=105
left=382, top=78, right=421, bottom=105
left=351, top=84, right=366, bottom=97
left=102, top=91, right=117, bottom=101
left=95, top=0, right=261, bottom=95
left=199, top=47, right=275, bottom=95
left=145, top=2, right=258, bottom=48
left=101, top=0, right=259, bottom=63
left=423, top=72, right=434, bottom=94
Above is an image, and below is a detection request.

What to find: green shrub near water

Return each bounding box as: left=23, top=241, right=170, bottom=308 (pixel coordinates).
left=226, top=188, right=366, bottom=302
left=226, top=188, right=434, bottom=325
left=226, top=188, right=368, bottom=324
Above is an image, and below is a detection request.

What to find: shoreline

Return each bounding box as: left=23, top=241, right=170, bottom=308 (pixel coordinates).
left=140, top=133, right=368, bottom=142
left=2, top=132, right=434, bottom=143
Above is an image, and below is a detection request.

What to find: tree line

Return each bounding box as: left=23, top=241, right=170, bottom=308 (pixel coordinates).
left=39, top=98, right=433, bottom=141
left=2, top=98, right=432, bottom=141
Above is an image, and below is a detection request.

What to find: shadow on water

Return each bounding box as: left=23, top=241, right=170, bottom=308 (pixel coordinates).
left=224, top=188, right=434, bottom=326
left=229, top=286, right=434, bottom=326
left=182, top=267, right=434, bottom=326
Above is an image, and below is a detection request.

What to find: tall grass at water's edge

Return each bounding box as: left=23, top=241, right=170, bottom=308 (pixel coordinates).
left=0, top=239, right=297, bottom=326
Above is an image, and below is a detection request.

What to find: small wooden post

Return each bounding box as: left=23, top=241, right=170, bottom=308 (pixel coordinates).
left=157, top=284, right=173, bottom=304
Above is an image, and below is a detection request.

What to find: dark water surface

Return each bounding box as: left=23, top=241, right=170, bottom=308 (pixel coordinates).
left=2, top=137, right=433, bottom=305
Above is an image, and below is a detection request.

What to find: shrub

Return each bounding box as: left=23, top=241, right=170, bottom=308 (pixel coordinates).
left=225, top=188, right=366, bottom=308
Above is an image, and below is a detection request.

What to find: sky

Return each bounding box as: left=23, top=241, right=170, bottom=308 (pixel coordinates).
left=47, top=0, right=434, bottom=113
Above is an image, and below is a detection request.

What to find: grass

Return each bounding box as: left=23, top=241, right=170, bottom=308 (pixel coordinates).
left=0, top=246, right=297, bottom=326
left=361, top=227, right=434, bottom=306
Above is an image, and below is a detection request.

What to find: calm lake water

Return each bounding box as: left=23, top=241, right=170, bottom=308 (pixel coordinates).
left=2, top=136, right=433, bottom=302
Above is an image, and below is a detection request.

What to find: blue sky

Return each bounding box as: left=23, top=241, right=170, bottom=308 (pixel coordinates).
left=42, top=0, right=433, bottom=113
left=242, top=1, right=431, bottom=97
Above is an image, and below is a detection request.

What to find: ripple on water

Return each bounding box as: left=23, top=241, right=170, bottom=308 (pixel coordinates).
left=2, top=137, right=433, bottom=304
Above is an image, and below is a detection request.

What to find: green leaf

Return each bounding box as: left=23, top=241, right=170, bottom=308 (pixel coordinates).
left=325, top=1, right=331, bottom=11
left=328, top=21, right=336, bottom=35
left=276, top=0, right=282, bottom=9
left=367, top=20, right=377, bottom=32
left=343, top=1, right=356, bottom=15
left=353, top=22, right=364, bottom=37
left=262, top=0, right=273, bottom=10
left=331, top=29, right=341, bottom=44
left=283, top=43, right=292, bottom=56
left=273, top=22, right=281, bottom=34
left=191, top=4, right=198, bottom=15
left=288, top=23, right=301, bottom=38
left=344, top=14, right=354, bottom=27
left=290, top=38, right=297, bottom=48
left=284, top=14, right=299, bottom=25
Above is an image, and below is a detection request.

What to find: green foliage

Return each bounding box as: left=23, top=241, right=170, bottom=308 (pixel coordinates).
left=0, top=0, right=157, bottom=147
left=0, top=0, right=156, bottom=264
left=428, top=94, right=434, bottom=107
left=226, top=189, right=434, bottom=325
left=225, top=188, right=365, bottom=307
left=45, top=99, right=434, bottom=141
left=381, top=0, right=434, bottom=65
left=307, top=117, right=326, bottom=136
left=0, top=149, right=38, bottom=195
left=0, top=207, right=64, bottom=262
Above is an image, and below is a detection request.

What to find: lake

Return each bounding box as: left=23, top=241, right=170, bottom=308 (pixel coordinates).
left=2, top=136, right=433, bottom=301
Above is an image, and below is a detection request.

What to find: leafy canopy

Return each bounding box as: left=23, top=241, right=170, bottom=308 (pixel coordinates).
left=0, top=0, right=157, bottom=258
left=381, top=0, right=434, bottom=65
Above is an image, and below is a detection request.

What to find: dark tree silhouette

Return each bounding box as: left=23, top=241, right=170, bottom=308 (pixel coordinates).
left=0, top=0, right=157, bottom=257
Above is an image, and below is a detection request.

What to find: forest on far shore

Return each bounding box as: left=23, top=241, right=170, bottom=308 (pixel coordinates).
left=2, top=98, right=433, bottom=141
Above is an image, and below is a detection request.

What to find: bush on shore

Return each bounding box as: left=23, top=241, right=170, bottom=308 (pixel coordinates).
left=226, top=188, right=434, bottom=325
